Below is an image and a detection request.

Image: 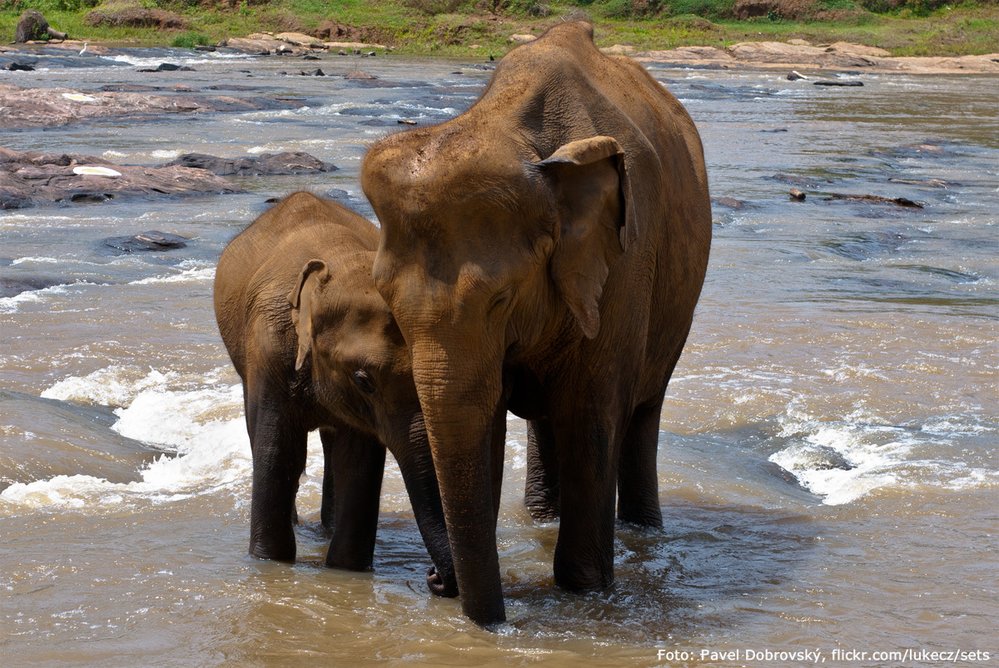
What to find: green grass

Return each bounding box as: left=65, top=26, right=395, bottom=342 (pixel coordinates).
left=1, top=0, right=996, bottom=57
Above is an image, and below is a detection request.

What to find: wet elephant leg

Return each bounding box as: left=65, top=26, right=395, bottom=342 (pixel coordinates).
left=525, top=418, right=560, bottom=521
left=616, top=397, right=665, bottom=529
left=490, top=404, right=507, bottom=523
left=324, top=428, right=385, bottom=571
left=245, top=383, right=308, bottom=562
left=319, top=428, right=336, bottom=534
left=552, top=412, right=618, bottom=592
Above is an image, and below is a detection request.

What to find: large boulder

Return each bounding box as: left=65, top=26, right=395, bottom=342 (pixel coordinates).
left=84, top=7, right=188, bottom=30
left=0, top=83, right=303, bottom=130
left=0, top=147, right=241, bottom=210
left=14, top=10, right=68, bottom=43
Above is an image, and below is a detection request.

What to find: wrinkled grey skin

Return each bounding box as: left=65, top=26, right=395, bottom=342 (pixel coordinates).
left=361, top=23, right=711, bottom=624
left=214, top=191, right=456, bottom=596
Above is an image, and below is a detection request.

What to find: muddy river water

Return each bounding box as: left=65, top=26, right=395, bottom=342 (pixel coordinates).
left=1, top=47, right=996, bottom=666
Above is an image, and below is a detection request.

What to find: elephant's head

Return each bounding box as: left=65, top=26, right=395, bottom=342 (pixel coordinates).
left=288, top=257, right=416, bottom=440
left=288, top=258, right=456, bottom=596
left=361, top=130, right=631, bottom=624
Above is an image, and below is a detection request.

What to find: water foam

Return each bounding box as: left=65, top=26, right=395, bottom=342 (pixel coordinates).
left=41, top=366, right=176, bottom=408
left=0, top=283, right=70, bottom=313
left=768, top=402, right=998, bottom=505
left=2, top=369, right=253, bottom=510
left=99, top=53, right=247, bottom=68
left=150, top=149, right=182, bottom=160
left=128, top=266, right=215, bottom=286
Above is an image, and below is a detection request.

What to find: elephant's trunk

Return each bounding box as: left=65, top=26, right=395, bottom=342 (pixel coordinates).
left=411, top=340, right=506, bottom=625
left=394, top=412, right=457, bottom=598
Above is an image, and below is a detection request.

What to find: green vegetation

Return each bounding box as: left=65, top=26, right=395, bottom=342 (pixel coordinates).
left=1, top=0, right=997, bottom=57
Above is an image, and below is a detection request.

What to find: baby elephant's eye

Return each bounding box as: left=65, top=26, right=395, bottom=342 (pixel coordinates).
left=352, top=369, right=376, bottom=394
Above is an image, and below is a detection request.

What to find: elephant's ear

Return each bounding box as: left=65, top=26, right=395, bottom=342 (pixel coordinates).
left=537, top=136, right=631, bottom=339
left=288, top=259, right=328, bottom=371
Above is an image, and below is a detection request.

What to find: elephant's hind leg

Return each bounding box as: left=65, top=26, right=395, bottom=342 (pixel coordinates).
left=552, top=413, right=618, bottom=593
left=319, top=428, right=337, bottom=534
left=616, top=397, right=665, bottom=529
left=323, top=427, right=386, bottom=572
left=525, top=418, right=560, bottom=521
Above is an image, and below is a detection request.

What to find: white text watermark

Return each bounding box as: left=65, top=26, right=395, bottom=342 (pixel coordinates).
left=654, top=647, right=993, bottom=664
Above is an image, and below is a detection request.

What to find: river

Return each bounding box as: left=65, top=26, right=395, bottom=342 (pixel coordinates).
left=1, top=47, right=996, bottom=666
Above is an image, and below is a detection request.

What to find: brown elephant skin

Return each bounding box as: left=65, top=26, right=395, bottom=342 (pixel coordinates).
left=213, top=191, right=455, bottom=596
left=361, top=22, right=711, bottom=624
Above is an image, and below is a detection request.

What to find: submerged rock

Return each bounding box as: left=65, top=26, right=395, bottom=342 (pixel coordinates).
left=137, top=62, right=194, bottom=73
left=713, top=196, right=747, bottom=210
left=4, top=61, right=35, bottom=72
left=103, top=230, right=188, bottom=253
left=0, top=275, right=63, bottom=299
left=814, top=79, right=864, bottom=87
left=164, top=151, right=337, bottom=176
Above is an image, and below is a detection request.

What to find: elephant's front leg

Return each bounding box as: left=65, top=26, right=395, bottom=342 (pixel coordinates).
left=525, top=418, right=560, bottom=521
left=617, top=397, right=665, bottom=529
left=551, top=410, right=619, bottom=592
left=323, top=427, right=385, bottom=571
left=246, top=386, right=308, bottom=562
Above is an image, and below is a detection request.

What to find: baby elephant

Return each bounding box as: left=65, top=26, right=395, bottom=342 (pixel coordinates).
left=214, top=191, right=455, bottom=596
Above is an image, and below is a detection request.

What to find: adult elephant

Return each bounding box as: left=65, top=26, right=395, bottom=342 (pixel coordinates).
left=361, top=22, right=711, bottom=624
left=214, top=191, right=455, bottom=597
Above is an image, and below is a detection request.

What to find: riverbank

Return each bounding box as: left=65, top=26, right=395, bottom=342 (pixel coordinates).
left=4, top=31, right=996, bottom=76
left=2, top=0, right=998, bottom=62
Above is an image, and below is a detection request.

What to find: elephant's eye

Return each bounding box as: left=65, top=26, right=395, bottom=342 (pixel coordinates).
left=488, top=288, right=513, bottom=316
left=352, top=369, right=376, bottom=394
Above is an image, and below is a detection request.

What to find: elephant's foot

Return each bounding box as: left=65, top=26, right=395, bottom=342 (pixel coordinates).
left=248, top=541, right=296, bottom=563
left=554, top=567, right=614, bottom=593
left=426, top=566, right=459, bottom=598
left=525, top=498, right=560, bottom=522
left=616, top=507, right=664, bottom=530
left=553, top=545, right=614, bottom=593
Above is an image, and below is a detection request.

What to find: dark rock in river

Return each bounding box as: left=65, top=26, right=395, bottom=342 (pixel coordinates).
left=137, top=62, right=194, bottom=73
left=0, top=276, right=63, bottom=299
left=0, top=82, right=304, bottom=130
left=713, top=196, right=747, bottom=210
left=165, top=151, right=337, bottom=176
left=813, top=79, right=864, bottom=87
left=4, top=61, right=35, bottom=72
left=0, top=146, right=241, bottom=210
left=103, top=230, right=189, bottom=253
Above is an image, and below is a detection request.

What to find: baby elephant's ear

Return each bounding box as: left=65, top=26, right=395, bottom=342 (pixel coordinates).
left=288, top=259, right=328, bottom=371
